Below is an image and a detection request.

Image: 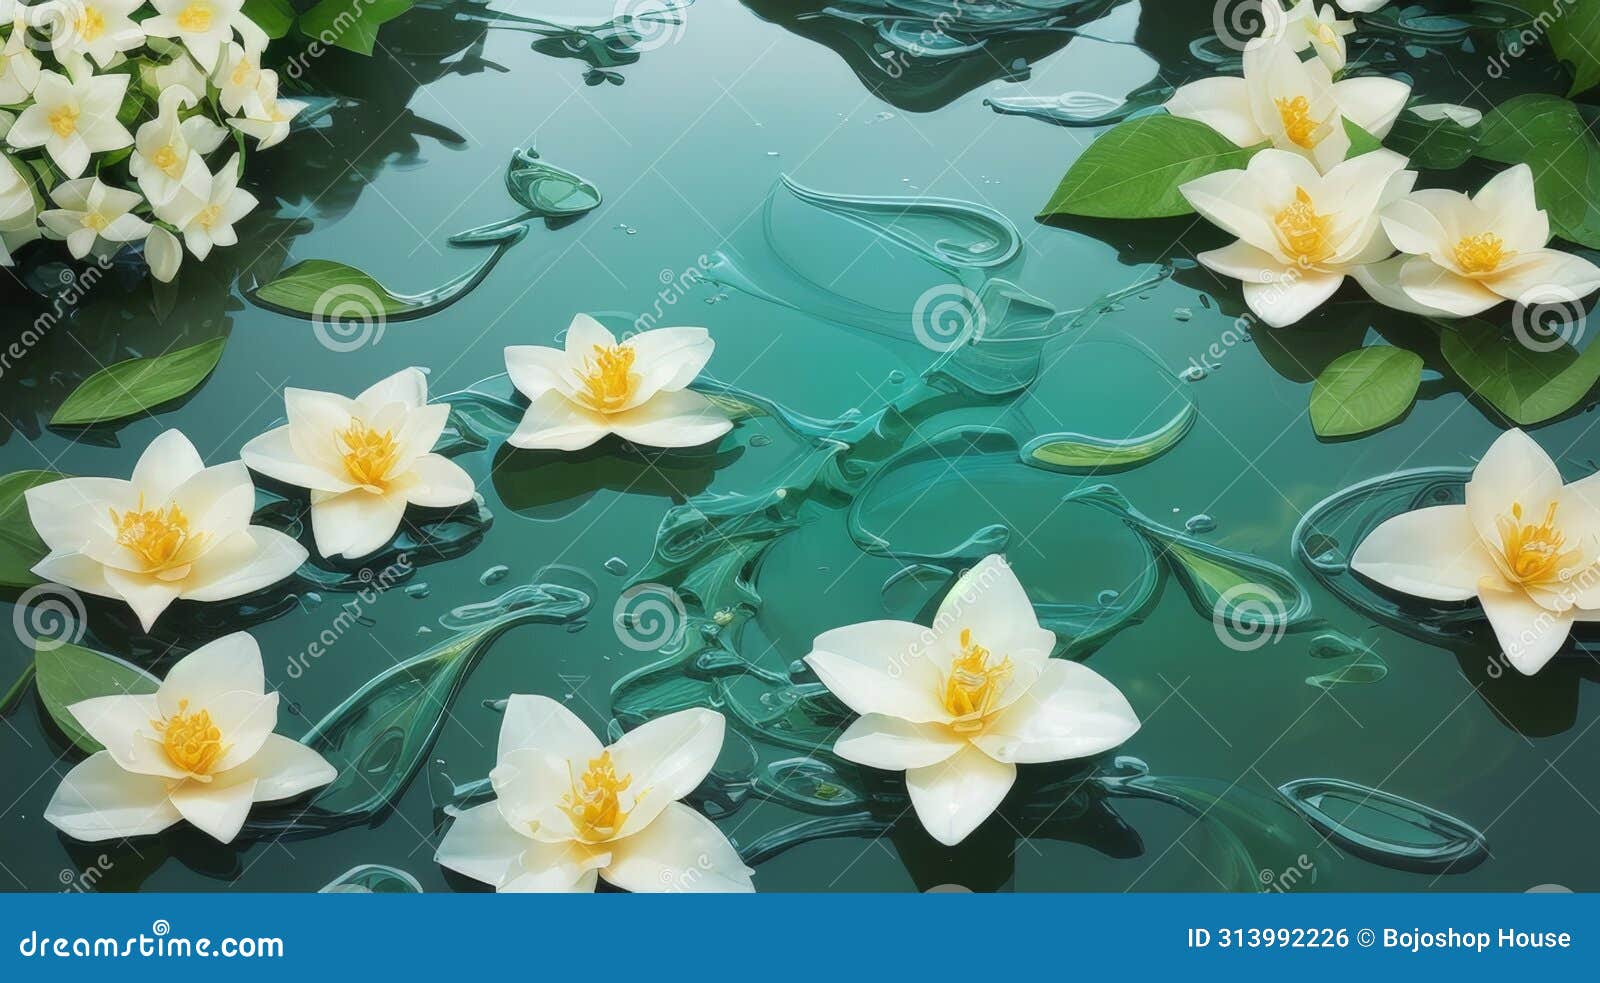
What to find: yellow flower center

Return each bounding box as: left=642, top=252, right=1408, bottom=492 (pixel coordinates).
left=177, top=1, right=214, bottom=32
left=560, top=750, right=636, bottom=842
left=940, top=628, right=1013, bottom=733
left=338, top=418, right=402, bottom=488
left=1453, top=232, right=1511, bottom=275
left=1275, top=95, right=1327, bottom=149
left=1496, top=501, right=1584, bottom=588
left=76, top=8, right=105, bottom=40
left=1313, top=21, right=1337, bottom=45
left=110, top=496, right=202, bottom=571
left=153, top=144, right=180, bottom=175
left=195, top=203, right=222, bottom=229
left=1274, top=187, right=1336, bottom=267
left=577, top=343, right=639, bottom=414
left=152, top=699, right=228, bottom=776
left=230, top=58, right=255, bottom=87
left=83, top=211, right=108, bottom=231
left=47, top=105, right=78, bottom=138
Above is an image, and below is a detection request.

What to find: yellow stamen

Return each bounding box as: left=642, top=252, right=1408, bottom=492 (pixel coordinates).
left=1453, top=232, right=1511, bottom=275
left=1313, top=21, right=1337, bottom=45
left=83, top=212, right=108, bottom=232
left=152, top=699, right=227, bottom=776
left=176, top=1, right=213, bottom=31
left=1496, top=501, right=1583, bottom=587
left=338, top=418, right=401, bottom=488
left=109, top=495, right=201, bottom=571
left=560, top=750, right=636, bottom=842
left=940, top=628, right=1013, bottom=733
left=75, top=8, right=105, bottom=40
left=195, top=204, right=222, bottom=229
left=1275, top=95, right=1327, bottom=149
left=47, top=105, right=78, bottom=138
left=577, top=343, right=639, bottom=414
left=153, top=145, right=180, bottom=175
left=230, top=58, right=255, bottom=87
left=1274, top=187, right=1335, bottom=267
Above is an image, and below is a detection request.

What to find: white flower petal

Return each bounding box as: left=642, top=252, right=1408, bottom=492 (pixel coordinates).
left=1166, top=76, right=1265, bottom=148
left=508, top=390, right=611, bottom=451
left=504, top=345, right=575, bottom=401
left=44, top=751, right=181, bottom=841
left=1484, top=250, right=1600, bottom=305
left=905, top=743, right=1016, bottom=847
left=156, top=634, right=265, bottom=712
left=500, top=841, right=604, bottom=893
left=969, top=660, right=1140, bottom=765
left=103, top=567, right=182, bottom=631
left=805, top=620, right=950, bottom=723
left=169, top=774, right=258, bottom=843
left=1332, top=75, right=1411, bottom=138
left=179, top=526, right=306, bottom=601
left=610, top=707, right=725, bottom=837
left=355, top=366, right=427, bottom=413
left=1397, top=256, right=1501, bottom=316
left=1466, top=429, right=1564, bottom=548
left=1352, top=256, right=1456, bottom=316
left=224, top=733, right=336, bottom=802
left=131, top=429, right=204, bottom=500
left=402, top=454, right=474, bottom=508
left=626, top=326, right=715, bottom=396
left=603, top=801, right=753, bottom=893
left=490, top=748, right=570, bottom=835
left=240, top=425, right=354, bottom=493
left=309, top=488, right=406, bottom=560
left=25, top=476, right=132, bottom=551
left=833, top=713, right=965, bottom=770
left=562, top=313, right=616, bottom=358
left=498, top=694, right=604, bottom=761
left=435, top=801, right=530, bottom=887
left=1479, top=585, right=1571, bottom=676
left=1242, top=270, right=1345, bottom=327
left=1350, top=504, right=1491, bottom=602
left=605, top=388, right=732, bottom=450
left=67, top=694, right=186, bottom=778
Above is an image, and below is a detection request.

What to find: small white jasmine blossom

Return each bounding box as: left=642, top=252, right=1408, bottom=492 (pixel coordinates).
left=1376, top=164, right=1600, bottom=317
left=0, top=12, right=42, bottom=103
left=1167, top=34, right=1410, bottom=173
left=38, top=175, right=149, bottom=258
left=142, top=0, right=263, bottom=73
left=45, top=632, right=337, bottom=843
left=5, top=66, right=133, bottom=178
left=1179, top=147, right=1416, bottom=327
left=1352, top=429, right=1600, bottom=675
left=435, top=697, right=754, bottom=892
left=130, top=85, right=227, bottom=206
left=213, top=40, right=261, bottom=115
left=226, top=68, right=303, bottom=150
left=170, top=152, right=255, bottom=259
left=1265, top=0, right=1355, bottom=73
left=143, top=51, right=210, bottom=103
left=804, top=555, right=1140, bottom=846
left=25, top=429, right=309, bottom=631
left=240, top=367, right=475, bottom=560
left=32, top=0, right=146, bottom=68
left=504, top=314, right=733, bottom=451
left=144, top=223, right=181, bottom=281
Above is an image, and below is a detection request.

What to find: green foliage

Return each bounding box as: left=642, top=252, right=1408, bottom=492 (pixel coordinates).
left=1309, top=347, right=1424, bottom=437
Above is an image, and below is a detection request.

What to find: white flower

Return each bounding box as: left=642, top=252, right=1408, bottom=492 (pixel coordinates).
left=32, top=0, right=145, bottom=68
left=168, top=152, right=255, bottom=259
left=130, top=85, right=227, bottom=206
left=505, top=314, right=732, bottom=451
left=241, top=367, right=475, bottom=560
left=25, top=429, right=308, bottom=631
left=213, top=39, right=261, bottom=115
left=6, top=67, right=133, bottom=178
left=0, top=151, right=36, bottom=265
left=1335, top=0, right=1388, bottom=11
left=1376, top=164, right=1600, bottom=317
left=1352, top=429, right=1600, bottom=675
left=226, top=68, right=303, bottom=150
left=1167, top=34, right=1410, bottom=172
left=143, top=51, right=209, bottom=103
left=1408, top=103, right=1483, bottom=128
left=803, top=555, right=1140, bottom=846
left=39, top=176, right=149, bottom=258
left=0, top=12, right=42, bottom=103
left=1264, top=0, right=1355, bottom=72
left=435, top=697, right=754, bottom=893
left=141, top=0, right=263, bottom=73
left=144, top=223, right=181, bottom=281
left=44, top=632, right=337, bottom=843
left=1180, top=147, right=1415, bottom=327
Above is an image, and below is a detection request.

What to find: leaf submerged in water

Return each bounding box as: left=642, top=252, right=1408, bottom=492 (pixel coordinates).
left=51, top=338, right=227, bottom=427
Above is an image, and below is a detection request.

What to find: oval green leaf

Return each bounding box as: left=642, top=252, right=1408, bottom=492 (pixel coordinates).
left=0, top=469, right=66, bottom=587
left=1310, top=346, right=1423, bottom=437
left=1439, top=318, right=1600, bottom=425
left=251, top=259, right=417, bottom=319
left=34, top=642, right=160, bottom=753
left=51, top=337, right=226, bottom=426
left=1038, top=114, right=1263, bottom=220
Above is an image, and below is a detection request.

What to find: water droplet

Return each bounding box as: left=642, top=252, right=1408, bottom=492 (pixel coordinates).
left=479, top=565, right=509, bottom=586
left=887, top=369, right=906, bottom=384
left=300, top=591, right=323, bottom=609
left=415, top=625, right=432, bottom=636
left=404, top=583, right=431, bottom=599
left=766, top=151, right=780, bottom=157
left=1097, top=589, right=1120, bottom=607
left=1173, top=307, right=1193, bottom=322
left=1184, top=514, right=1216, bottom=534
left=713, top=608, right=735, bottom=626
left=749, top=433, right=772, bottom=447
left=603, top=556, right=629, bottom=576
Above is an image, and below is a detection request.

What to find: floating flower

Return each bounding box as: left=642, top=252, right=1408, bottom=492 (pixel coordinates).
left=435, top=697, right=753, bottom=892
left=1180, top=147, right=1415, bottom=327
left=141, top=0, right=264, bottom=73
left=39, top=175, right=149, bottom=258
left=0, top=12, right=42, bottom=104
left=44, top=632, right=337, bottom=843
left=25, top=429, right=308, bottom=631
left=1265, top=0, right=1355, bottom=72
left=213, top=40, right=261, bottom=115
left=1352, top=429, right=1600, bottom=675
left=0, top=152, right=37, bottom=265
left=241, top=367, right=474, bottom=560
left=225, top=68, right=303, bottom=150
left=130, top=85, right=227, bottom=207
left=504, top=314, right=733, bottom=451
left=1377, top=164, right=1600, bottom=317
left=166, top=152, right=255, bottom=259
left=1167, top=34, right=1409, bottom=173
left=803, top=555, right=1140, bottom=846
left=32, top=0, right=146, bottom=69
left=5, top=66, right=133, bottom=178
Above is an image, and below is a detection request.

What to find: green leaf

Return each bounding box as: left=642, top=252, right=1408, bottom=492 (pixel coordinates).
left=1506, top=0, right=1600, bottom=96
left=34, top=643, right=160, bottom=754
left=51, top=337, right=227, bottom=426
left=0, top=470, right=66, bottom=587
left=1385, top=110, right=1480, bottom=169
left=298, top=0, right=414, bottom=55
left=1343, top=118, right=1383, bottom=158
left=243, top=0, right=296, bottom=38
left=251, top=259, right=416, bottom=319
left=1439, top=318, right=1600, bottom=425
left=1038, top=114, right=1263, bottom=220
left=1478, top=94, right=1600, bottom=247
left=1310, top=347, right=1423, bottom=437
